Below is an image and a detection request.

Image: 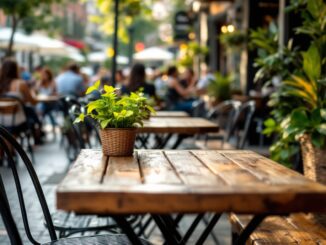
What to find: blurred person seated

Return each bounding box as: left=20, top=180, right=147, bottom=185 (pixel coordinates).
left=20, top=66, right=32, bottom=86
left=91, top=67, right=111, bottom=86
left=0, top=58, right=43, bottom=144
left=196, top=67, right=215, bottom=95
left=121, top=63, right=156, bottom=98
left=115, top=69, right=126, bottom=89
left=55, top=63, right=85, bottom=97
left=35, top=68, right=57, bottom=127
left=166, top=66, right=196, bottom=113
left=154, top=69, right=168, bottom=100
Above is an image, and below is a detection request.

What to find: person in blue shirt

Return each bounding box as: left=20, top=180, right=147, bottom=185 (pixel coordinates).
left=55, top=63, right=85, bottom=97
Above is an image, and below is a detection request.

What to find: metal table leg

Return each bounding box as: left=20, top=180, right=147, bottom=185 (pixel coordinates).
left=234, top=214, right=267, bottom=245
left=172, top=134, right=188, bottom=149
left=151, top=214, right=181, bottom=245
left=111, top=215, right=144, bottom=245
left=195, top=213, right=221, bottom=245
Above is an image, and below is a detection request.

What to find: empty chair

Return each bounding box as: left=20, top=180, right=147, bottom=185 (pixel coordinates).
left=196, top=100, right=241, bottom=149
left=231, top=100, right=256, bottom=149
left=0, top=126, right=150, bottom=244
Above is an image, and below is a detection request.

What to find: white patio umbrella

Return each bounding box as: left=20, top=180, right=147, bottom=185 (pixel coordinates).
left=133, top=47, right=174, bottom=61
left=88, top=51, right=129, bottom=65
left=0, top=28, right=38, bottom=51
left=28, top=34, right=69, bottom=56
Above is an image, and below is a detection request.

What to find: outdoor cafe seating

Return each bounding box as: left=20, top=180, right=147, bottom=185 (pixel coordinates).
left=1, top=93, right=326, bottom=245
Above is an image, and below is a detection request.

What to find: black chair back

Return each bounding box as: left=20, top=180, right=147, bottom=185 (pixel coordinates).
left=0, top=126, right=57, bottom=244
left=0, top=175, right=23, bottom=245
left=233, top=100, right=256, bottom=149
left=207, top=100, right=242, bottom=142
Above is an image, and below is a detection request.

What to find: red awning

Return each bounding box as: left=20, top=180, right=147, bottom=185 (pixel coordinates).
left=63, top=39, right=86, bottom=49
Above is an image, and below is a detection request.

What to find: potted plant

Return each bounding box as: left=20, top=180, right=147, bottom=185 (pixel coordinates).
left=207, top=72, right=233, bottom=106
left=75, top=81, right=155, bottom=156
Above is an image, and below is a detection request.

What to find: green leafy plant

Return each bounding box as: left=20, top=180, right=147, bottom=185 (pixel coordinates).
left=75, top=81, right=155, bottom=129
left=264, top=43, right=326, bottom=164
left=248, top=22, right=302, bottom=85
left=220, top=30, right=247, bottom=51
left=207, top=72, right=233, bottom=101
left=177, top=42, right=208, bottom=68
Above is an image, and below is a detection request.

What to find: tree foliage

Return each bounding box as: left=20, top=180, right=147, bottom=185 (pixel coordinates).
left=0, top=0, right=62, bottom=56
left=91, top=0, right=153, bottom=43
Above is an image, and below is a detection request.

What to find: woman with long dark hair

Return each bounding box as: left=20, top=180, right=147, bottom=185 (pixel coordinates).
left=0, top=58, right=37, bottom=104
left=121, top=63, right=156, bottom=97
left=0, top=58, right=43, bottom=143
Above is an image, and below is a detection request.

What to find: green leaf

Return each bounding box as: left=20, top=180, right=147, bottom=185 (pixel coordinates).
left=264, top=118, right=276, bottom=128
left=311, top=109, right=322, bottom=126
left=85, top=80, right=101, bottom=95
left=73, top=113, right=85, bottom=124
left=100, top=119, right=111, bottom=129
left=311, top=131, right=325, bottom=148
left=302, top=44, right=321, bottom=81
left=290, top=109, right=309, bottom=128
left=316, top=124, right=326, bottom=135
left=87, top=101, right=101, bottom=114
left=307, top=0, right=324, bottom=18
left=103, top=85, right=115, bottom=94
left=320, top=109, right=326, bottom=120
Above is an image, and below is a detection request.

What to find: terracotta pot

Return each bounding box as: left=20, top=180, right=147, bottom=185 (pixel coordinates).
left=300, top=134, right=326, bottom=226
left=100, top=128, right=136, bottom=156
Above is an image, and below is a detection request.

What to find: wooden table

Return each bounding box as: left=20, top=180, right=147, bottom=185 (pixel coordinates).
left=57, top=149, right=326, bottom=244
left=138, top=117, right=218, bottom=134
left=36, top=95, right=59, bottom=103
left=153, top=111, right=189, bottom=118
left=137, top=117, right=219, bottom=149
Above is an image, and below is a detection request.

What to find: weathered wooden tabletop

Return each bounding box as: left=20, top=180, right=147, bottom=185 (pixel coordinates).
left=137, top=117, right=218, bottom=134
left=36, top=95, right=59, bottom=103
left=153, top=111, right=189, bottom=118
left=57, top=149, right=326, bottom=215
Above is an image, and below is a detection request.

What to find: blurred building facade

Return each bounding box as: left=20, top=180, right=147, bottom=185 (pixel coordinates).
left=188, top=0, right=301, bottom=94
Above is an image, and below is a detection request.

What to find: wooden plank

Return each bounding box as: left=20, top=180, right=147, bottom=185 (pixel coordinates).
left=287, top=213, right=326, bottom=241
left=138, top=117, right=219, bottom=134
left=103, top=153, right=142, bottom=185
left=222, top=152, right=322, bottom=186
left=230, top=214, right=298, bottom=244
left=58, top=149, right=106, bottom=188
left=191, top=150, right=261, bottom=185
left=164, top=151, right=225, bottom=186
left=153, top=111, right=189, bottom=118
left=230, top=213, right=326, bottom=244
left=137, top=150, right=182, bottom=185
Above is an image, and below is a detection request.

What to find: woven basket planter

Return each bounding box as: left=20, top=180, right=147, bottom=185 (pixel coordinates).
left=300, top=134, right=326, bottom=227
left=100, top=128, right=136, bottom=156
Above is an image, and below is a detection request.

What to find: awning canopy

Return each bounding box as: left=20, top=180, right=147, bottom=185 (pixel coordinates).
left=0, top=28, right=85, bottom=62
left=133, top=47, right=174, bottom=61
left=0, top=28, right=38, bottom=51
left=88, top=51, right=129, bottom=65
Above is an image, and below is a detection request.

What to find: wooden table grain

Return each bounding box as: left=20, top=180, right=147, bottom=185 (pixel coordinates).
left=137, top=117, right=218, bottom=134
left=153, top=111, right=189, bottom=118
left=57, top=149, right=326, bottom=215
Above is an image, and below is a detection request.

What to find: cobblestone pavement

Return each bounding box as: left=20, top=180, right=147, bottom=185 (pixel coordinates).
left=0, top=132, right=231, bottom=245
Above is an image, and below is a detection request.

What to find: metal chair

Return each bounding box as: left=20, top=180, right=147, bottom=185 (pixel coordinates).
left=232, top=100, right=256, bottom=149
left=0, top=125, right=150, bottom=244
left=0, top=94, right=35, bottom=162
left=204, top=100, right=242, bottom=148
